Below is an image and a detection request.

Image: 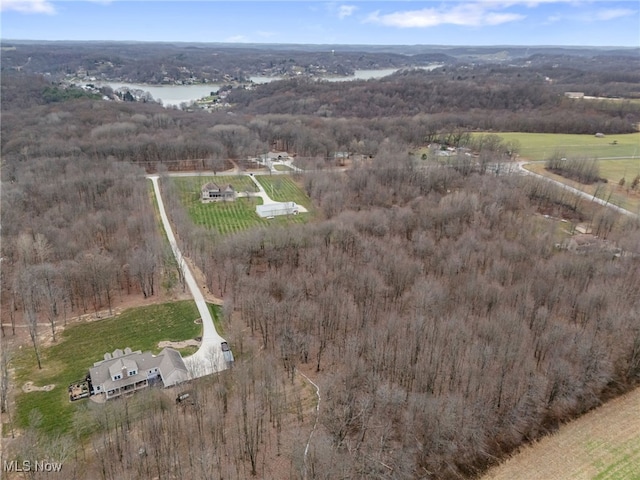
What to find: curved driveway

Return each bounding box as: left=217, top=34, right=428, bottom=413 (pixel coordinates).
left=149, top=175, right=229, bottom=379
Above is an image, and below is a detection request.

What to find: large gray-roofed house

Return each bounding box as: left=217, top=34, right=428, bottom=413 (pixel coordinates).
left=89, top=347, right=189, bottom=400
left=201, top=182, right=235, bottom=202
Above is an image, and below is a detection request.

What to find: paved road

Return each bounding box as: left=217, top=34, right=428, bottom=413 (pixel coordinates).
left=517, top=162, right=639, bottom=218
left=149, top=175, right=229, bottom=379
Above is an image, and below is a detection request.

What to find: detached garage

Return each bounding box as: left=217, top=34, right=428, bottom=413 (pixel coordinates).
left=256, top=202, right=300, bottom=218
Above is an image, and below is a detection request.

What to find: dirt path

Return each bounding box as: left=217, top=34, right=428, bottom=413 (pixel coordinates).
left=483, top=386, right=640, bottom=480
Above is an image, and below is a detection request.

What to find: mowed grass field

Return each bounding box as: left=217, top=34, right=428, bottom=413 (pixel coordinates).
left=483, top=386, right=640, bottom=480
left=12, top=301, right=220, bottom=435
left=171, top=175, right=311, bottom=235
left=254, top=175, right=314, bottom=209
left=494, top=132, right=640, bottom=161
left=491, top=132, right=640, bottom=213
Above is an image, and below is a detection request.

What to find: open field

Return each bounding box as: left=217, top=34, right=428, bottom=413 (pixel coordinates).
left=525, top=161, right=640, bottom=214
left=254, top=175, right=314, bottom=209
left=483, top=386, right=640, bottom=480
left=171, top=175, right=311, bottom=235
left=11, top=301, right=219, bottom=435
left=492, top=132, right=640, bottom=161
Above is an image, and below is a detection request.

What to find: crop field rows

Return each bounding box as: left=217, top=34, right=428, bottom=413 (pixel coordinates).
left=254, top=175, right=313, bottom=208
left=483, top=386, right=640, bottom=480
left=172, top=175, right=311, bottom=235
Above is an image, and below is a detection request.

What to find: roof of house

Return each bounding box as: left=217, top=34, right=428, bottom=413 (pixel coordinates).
left=157, top=348, right=189, bottom=387
left=260, top=151, right=289, bottom=161
left=202, top=182, right=234, bottom=193
left=90, top=347, right=188, bottom=390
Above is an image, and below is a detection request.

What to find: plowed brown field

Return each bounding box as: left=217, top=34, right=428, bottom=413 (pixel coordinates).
left=483, top=387, right=640, bottom=480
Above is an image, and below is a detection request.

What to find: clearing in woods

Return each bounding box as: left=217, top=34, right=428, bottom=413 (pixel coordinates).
left=483, top=386, right=640, bottom=480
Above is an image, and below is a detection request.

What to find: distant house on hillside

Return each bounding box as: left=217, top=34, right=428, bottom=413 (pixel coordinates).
left=259, top=151, right=290, bottom=162
left=201, top=182, right=235, bottom=203
left=89, top=347, right=189, bottom=400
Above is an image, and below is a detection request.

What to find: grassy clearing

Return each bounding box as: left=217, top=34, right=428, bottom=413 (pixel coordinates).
left=172, top=175, right=311, bottom=235
left=12, top=301, right=215, bottom=435
left=273, top=164, right=293, bottom=171
left=255, top=175, right=313, bottom=209
left=490, top=132, right=640, bottom=161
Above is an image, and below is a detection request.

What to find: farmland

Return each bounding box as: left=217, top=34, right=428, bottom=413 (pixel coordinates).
left=170, top=175, right=311, bottom=235
left=254, top=175, right=314, bottom=209
left=494, top=132, right=640, bottom=162
left=483, top=386, right=640, bottom=480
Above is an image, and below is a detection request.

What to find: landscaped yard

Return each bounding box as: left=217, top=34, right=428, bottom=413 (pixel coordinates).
left=170, top=175, right=312, bottom=235
left=12, top=301, right=221, bottom=436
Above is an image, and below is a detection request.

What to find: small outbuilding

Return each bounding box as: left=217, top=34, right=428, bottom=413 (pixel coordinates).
left=256, top=202, right=300, bottom=218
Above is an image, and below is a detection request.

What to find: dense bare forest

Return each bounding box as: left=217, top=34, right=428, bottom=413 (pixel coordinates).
left=2, top=44, right=640, bottom=479
left=164, top=155, right=640, bottom=478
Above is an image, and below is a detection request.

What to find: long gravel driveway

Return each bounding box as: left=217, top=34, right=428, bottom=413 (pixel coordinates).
left=149, top=175, right=229, bottom=378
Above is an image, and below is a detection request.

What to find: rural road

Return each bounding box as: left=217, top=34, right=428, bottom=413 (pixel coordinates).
left=517, top=162, right=639, bottom=218
left=148, top=175, right=229, bottom=379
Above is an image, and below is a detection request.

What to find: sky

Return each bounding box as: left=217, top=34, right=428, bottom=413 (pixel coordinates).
left=1, top=0, right=639, bottom=47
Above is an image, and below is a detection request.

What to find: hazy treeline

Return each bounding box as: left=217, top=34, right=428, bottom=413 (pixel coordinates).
left=0, top=41, right=447, bottom=84
left=0, top=85, right=520, bottom=171
left=164, top=158, right=640, bottom=478
left=228, top=68, right=640, bottom=133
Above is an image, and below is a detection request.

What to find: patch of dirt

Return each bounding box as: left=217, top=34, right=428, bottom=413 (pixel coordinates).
left=22, top=381, right=55, bottom=393
left=482, top=386, right=640, bottom=480
left=158, top=339, right=200, bottom=349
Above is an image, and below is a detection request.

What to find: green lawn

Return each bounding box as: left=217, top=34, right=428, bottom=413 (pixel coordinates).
left=490, top=132, right=640, bottom=161
left=255, top=175, right=313, bottom=209
left=12, top=301, right=215, bottom=436
left=273, top=164, right=293, bottom=172
left=171, top=175, right=312, bottom=235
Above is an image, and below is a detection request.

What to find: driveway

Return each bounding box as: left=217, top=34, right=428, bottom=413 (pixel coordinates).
left=148, top=176, right=230, bottom=379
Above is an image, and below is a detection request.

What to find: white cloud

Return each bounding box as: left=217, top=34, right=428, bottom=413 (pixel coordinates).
left=365, top=3, right=525, bottom=28
left=594, top=8, right=635, bottom=21
left=1, top=0, right=55, bottom=14
left=338, top=4, right=357, bottom=19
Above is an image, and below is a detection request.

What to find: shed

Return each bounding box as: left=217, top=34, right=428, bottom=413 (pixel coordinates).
left=256, top=202, right=300, bottom=218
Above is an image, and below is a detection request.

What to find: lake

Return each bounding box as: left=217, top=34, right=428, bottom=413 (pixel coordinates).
left=104, top=65, right=443, bottom=107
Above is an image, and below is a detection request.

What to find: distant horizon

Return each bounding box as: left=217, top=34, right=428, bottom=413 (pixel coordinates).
left=1, top=1, right=638, bottom=47
left=1, top=38, right=638, bottom=50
